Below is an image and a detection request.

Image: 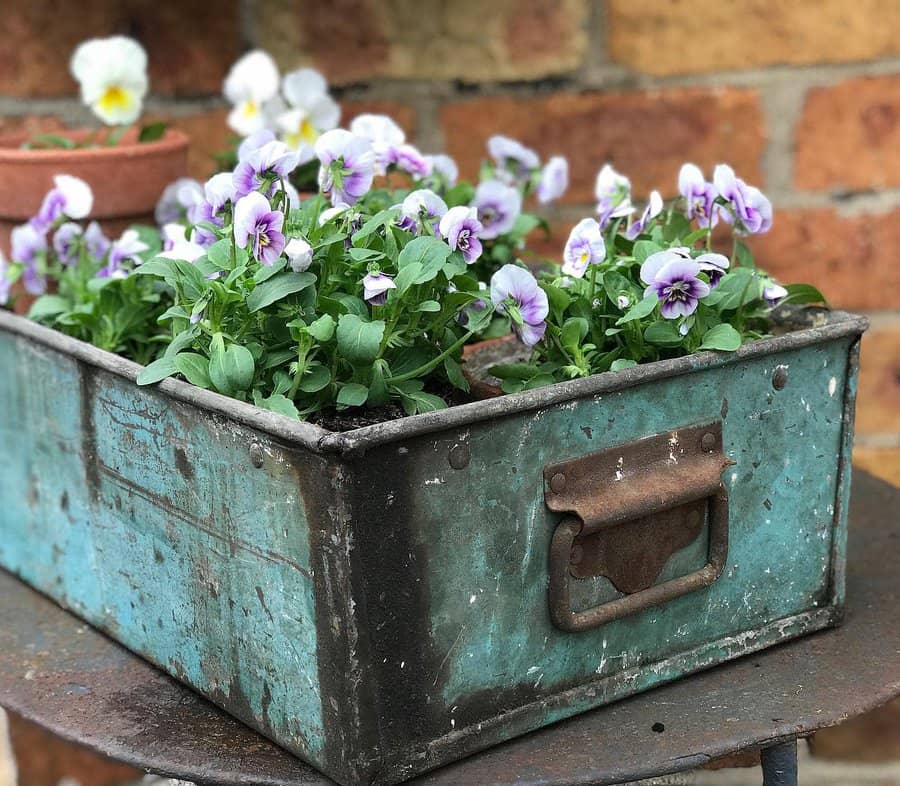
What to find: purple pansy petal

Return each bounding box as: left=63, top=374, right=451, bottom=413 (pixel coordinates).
left=233, top=191, right=285, bottom=265
left=562, top=217, right=605, bottom=278
left=490, top=264, right=548, bottom=347
left=473, top=179, right=521, bottom=240
left=439, top=206, right=484, bottom=264
left=52, top=222, right=83, bottom=265
left=362, top=272, right=397, bottom=305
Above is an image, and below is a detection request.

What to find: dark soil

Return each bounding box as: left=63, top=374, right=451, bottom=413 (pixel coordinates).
left=309, top=380, right=471, bottom=432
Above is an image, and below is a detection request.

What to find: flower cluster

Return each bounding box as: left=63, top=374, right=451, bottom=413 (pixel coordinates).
left=4, top=105, right=818, bottom=420
left=488, top=162, right=818, bottom=394
left=1, top=175, right=164, bottom=361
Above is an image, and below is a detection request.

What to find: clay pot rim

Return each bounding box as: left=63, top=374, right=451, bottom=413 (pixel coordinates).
left=0, top=127, right=189, bottom=163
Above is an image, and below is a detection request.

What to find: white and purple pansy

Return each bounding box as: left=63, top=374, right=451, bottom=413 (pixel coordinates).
left=233, top=139, right=301, bottom=198
left=362, top=272, right=397, bottom=305
left=439, top=206, right=484, bottom=264
left=233, top=191, right=285, bottom=266
left=678, top=163, right=718, bottom=229
left=595, top=164, right=634, bottom=228
left=52, top=222, right=83, bottom=266
left=490, top=263, right=548, bottom=347
left=562, top=218, right=605, bottom=278
left=349, top=114, right=405, bottom=176
left=640, top=249, right=710, bottom=319
left=473, top=179, right=522, bottom=240
left=31, top=174, right=93, bottom=233
left=285, top=237, right=313, bottom=272
left=536, top=155, right=569, bottom=205
left=314, top=129, right=376, bottom=206
left=487, top=135, right=540, bottom=184
left=713, top=164, right=772, bottom=235
left=400, top=189, right=448, bottom=235
left=97, top=229, right=149, bottom=279
left=625, top=190, right=663, bottom=240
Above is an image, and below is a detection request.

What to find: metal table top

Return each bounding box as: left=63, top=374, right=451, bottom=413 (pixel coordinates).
left=1, top=470, right=898, bottom=786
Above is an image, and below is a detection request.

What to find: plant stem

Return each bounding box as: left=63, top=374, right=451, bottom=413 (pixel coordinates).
left=386, top=329, right=476, bottom=384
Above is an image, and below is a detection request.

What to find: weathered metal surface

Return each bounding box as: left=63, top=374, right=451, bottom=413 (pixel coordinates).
left=1, top=471, right=898, bottom=786
left=760, top=740, right=798, bottom=786
left=544, top=421, right=730, bottom=629
left=0, top=308, right=867, bottom=786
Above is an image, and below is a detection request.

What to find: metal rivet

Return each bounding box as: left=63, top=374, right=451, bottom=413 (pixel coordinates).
left=550, top=473, right=567, bottom=493
left=448, top=443, right=470, bottom=470
left=772, top=366, right=788, bottom=390
left=249, top=443, right=265, bottom=469
left=570, top=544, right=584, bottom=565
left=700, top=432, right=717, bottom=452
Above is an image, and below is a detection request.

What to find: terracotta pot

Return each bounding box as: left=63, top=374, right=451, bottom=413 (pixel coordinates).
left=0, top=127, right=189, bottom=255
left=462, top=334, right=530, bottom=400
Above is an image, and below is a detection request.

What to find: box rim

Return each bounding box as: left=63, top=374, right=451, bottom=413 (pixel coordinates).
left=0, top=309, right=868, bottom=457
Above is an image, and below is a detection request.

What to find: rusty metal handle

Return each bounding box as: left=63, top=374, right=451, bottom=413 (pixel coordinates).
left=549, top=483, right=729, bottom=632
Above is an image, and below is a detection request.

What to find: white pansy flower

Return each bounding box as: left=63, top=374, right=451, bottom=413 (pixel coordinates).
left=349, top=114, right=405, bottom=174
left=276, top=68, right=340, bottom=161
left=70, top=37, right=148, bottom=126
left=223, top=50, right=280, bottom=136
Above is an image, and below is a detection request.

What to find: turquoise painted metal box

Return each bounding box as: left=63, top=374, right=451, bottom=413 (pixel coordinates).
left=0, top=309, right=865, bottom=785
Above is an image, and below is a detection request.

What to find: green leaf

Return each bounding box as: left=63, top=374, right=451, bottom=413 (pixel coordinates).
left=336, top=314, right=385, bottom=366
left=561, top=317, right=589, bottom=350
left=209, top=336, right=255, bottom=394
left=139, top=122, right=167, bottom=143
left=163, top=327, right=200, bottom=359
left=27, top=295, right=70, bottom=320
left=782, top=283, right=828, bottom=306
left=306, top=313, right=336, bottom=342
left=543, top=282, right=571, bottom=323
left=393, top=262, right=422, bottom=295
left=633, top=240, right=663, bottom=264
left=397, top=236, right=452, bottom=284
left=348, top=247, right=385, bottom=262
left=337, top=383, right=369, bottom=407
left=247, top=272, right=316, bottom=312
left=610, top=358, right=638, bottom=371
left=704, top=267, right=760, bottom=310
left=206, top=239, right=233, bottom=269
left=255, top=392, right=300, bottom=418
left=297, top=364, right=331, bottom=393
left=173, top=353, right=212, bottom=388
left=616, top=292, right=659, bottom=325
left=351, top=209, right=397, bottom=244
left=414, top=300, right=441, bottom=313
left=643, top=319, right=684, bottom=347
left=699, top=323, right=743, bottom=351
left=29, top=133, right=76, bottom=149
left=734, top=240, right=755, bottom=269
left=136, top=357, right=178, bottom=386
left=443, top=356, right=469, bottom=392
left=396, top=388, right=447, bottom=415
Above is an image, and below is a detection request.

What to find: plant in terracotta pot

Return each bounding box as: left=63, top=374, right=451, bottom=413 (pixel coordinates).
left=0, top=36, right=189, bottom=258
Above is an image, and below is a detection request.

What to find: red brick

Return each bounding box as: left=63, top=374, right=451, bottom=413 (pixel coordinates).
left=607, top=0, right=900, bottom=76
left=259, top=0, right=586, bottom=85
left=747, top=207, right=900, bottom=311
left=9, top=712, right=141, bottom=786
left=795, top=76, right=900, bottom=192
left=440, top=88, right=765, bottom=205
left=0, top=0, right=240, bottom=98
left=152, top=108, right=231, bottom=181
left=810, top=698, right=900, bottom=762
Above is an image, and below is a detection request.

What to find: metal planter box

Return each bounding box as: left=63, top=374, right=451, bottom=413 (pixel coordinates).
left=0, top=309, right=864, bottom=785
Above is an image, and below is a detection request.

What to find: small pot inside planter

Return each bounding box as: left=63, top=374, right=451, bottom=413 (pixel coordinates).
left=462, top=333, right=530, bottom=399
left=0, top=127, right=189, bottom=255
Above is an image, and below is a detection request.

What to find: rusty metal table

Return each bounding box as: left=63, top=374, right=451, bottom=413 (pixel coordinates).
left=1, top=469, right=898, bottom=786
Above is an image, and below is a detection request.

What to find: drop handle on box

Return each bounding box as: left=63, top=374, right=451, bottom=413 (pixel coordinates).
left=544, top=421, right=732, bottom=633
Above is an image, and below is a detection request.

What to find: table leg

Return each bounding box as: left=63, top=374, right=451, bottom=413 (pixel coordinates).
left=760, top=739, right=798, bottom=786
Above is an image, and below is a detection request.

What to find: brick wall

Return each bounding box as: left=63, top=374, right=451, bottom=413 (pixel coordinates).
left=1, top=0, right=899, bottom=778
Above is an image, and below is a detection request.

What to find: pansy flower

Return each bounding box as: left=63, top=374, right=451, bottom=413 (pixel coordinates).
left=536, top=156, right=569, bottom=205
left=233, top=139, right=300, bottom=198
left=473, top=179, right=521, bottom=239
left=362, top=272, right=397, bottom=305
left=53, top=222, right=83, bottom=266
left=70, top=37, right=148, bottom=126
left=348, top=114, right=405, bottom=176
left=487, top=135, right=540, bottom=185
left=713, top=164, right=772, bottom=235
left=439, top=206, right=483, bottom=264
left=159, top=224, right=205, bottom=263
left=678, top=163, right=719, bottom=229
left=640, top=250, right=710, bottom=319
left=595, top=164, right=634, bottom=228
left=315, top=129, right=376, bottom=206
left=233, top=192, right=285, bottom=266
left=274, top=68, right=340, bottom=163
left=490, top=264, right=548, bottom=346
left=155, top=177, right=203, bottom=225
left=399, top=189, right=448, bottom=235
left=424, top=154, right=459, bottom=187
left=562, top=218, right=605, bottom=278
left=223, top=51, right=280, bottom=137
left=625, top=191, right=663, bottom=240
left=31, top=175, right=93, bottom=233
left=285, top=237, right=313, bottom=272
left=97, top=228, right=149, bottom=279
